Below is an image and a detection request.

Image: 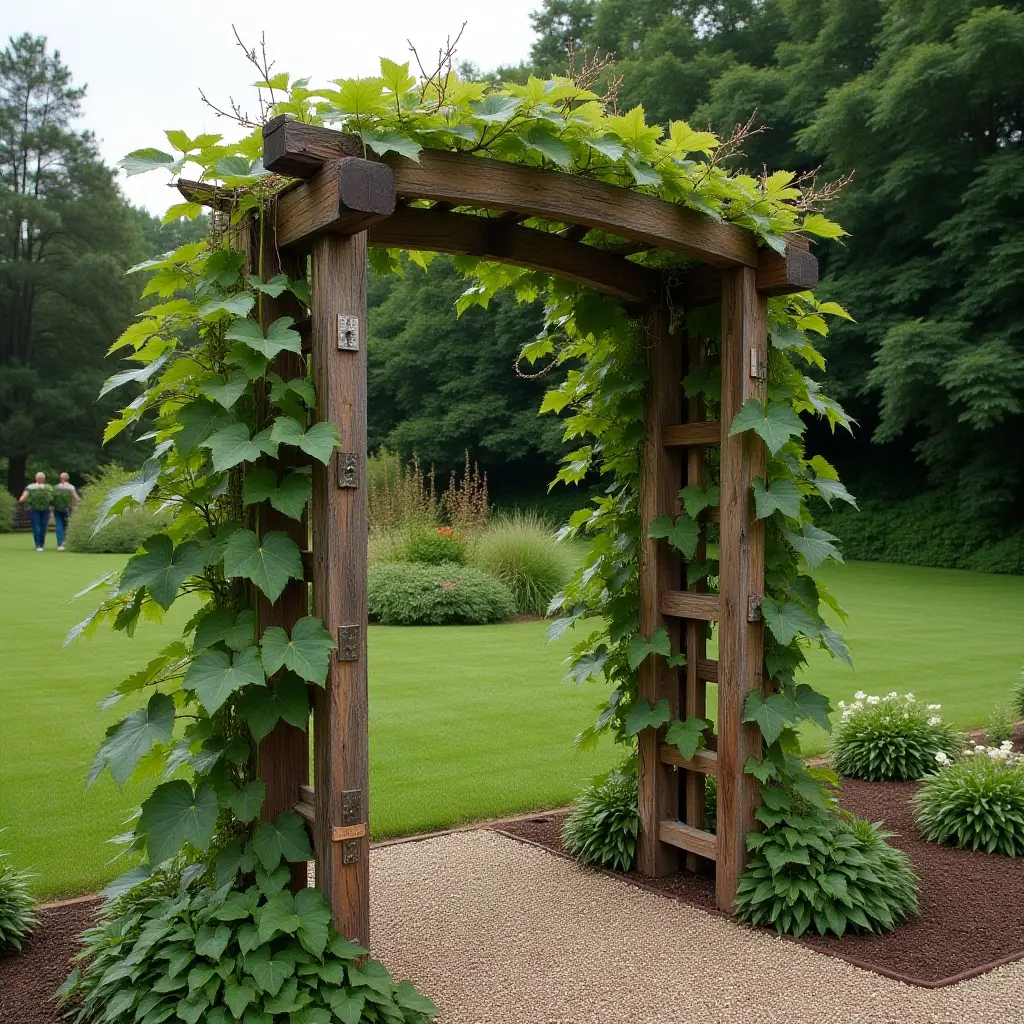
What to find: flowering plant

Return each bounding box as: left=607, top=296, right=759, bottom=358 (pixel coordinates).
left=916, top=745, right=1024, bottom=855
left=831, top=691, right=963, bottom=781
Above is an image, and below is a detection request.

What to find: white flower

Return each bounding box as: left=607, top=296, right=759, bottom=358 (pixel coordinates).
left=888, top=691, right=898, bottom=698
left=906, top=693, right=915, bottom=700
left=867, top=695, right=881, bottom=705
left=934, top=751, right=952, bottom=767
left=928, top=704, right=941, bottom=711
left=854, top=691, right=866, bottom=700
left=838, top=700, right=846, bottom=709
left=928, top=716, right=941, bottom=726
left=1001, top=740, right=1015, bottom=751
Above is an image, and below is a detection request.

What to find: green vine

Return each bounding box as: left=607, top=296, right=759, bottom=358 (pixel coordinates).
left=69, top=52, right=863, bottom=1017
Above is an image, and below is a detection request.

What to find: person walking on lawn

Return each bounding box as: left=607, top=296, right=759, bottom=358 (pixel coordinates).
left=52, top=473, right=80, bottom=551
left=19, top=472, right=53, bottom=551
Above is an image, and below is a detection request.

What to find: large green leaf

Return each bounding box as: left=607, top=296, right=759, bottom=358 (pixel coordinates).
left=752, top=477, right=802, bottom=520
left=223, top=529, right=304, bottom=602
left=394, top=981, right=438, bottom=1017
left=294, top=888, right=331, bottom=956
left=647, top=513, right=700, bottom=558
left=174, top=400, right=234, bottom=454
left=251, top=811, right=313, bottom=871
left=235, top=673, right=310, bottom=742
left=90, top=692, right=175, bottom=787
left=760, top=596, right=819, bottom=645
left=679, top=483, right=719, bottom=518
left=202, top=423, right=279, bottom=472
left=199, top=370, right=250, bottom=409
left=184, top=646, right=265, bottom=714
left=138, top=780, right=217, bottom=866
left=729, top=398, right=805, bottom=455
left=225, top=316, right=302, bottom=359
left=623, top=697, right=671, bottom=737
left=792, top=683, right=833, bottom=732
left=257, top=892, right=302, bottom=944
left=783, top=523, right=844, bottom=567
left=269, top=417, right=340, bottom=464
left=193, top=608, right=256, bottom=653
left=470, top=94, right=521, bottom=122
left=244, top=944, right=295, bottom=997
left=243, top=467, right=312, bottom=520
left=120, top=535, right=205, bottom=610
left=523, top=125, right=573, bottom=167
left=328, top=991, right=365, bottom=1024
left=223, top=978, right=258, bottom=1019
left=625, top=627, right=672, bottom=670
left=120, top=148, right=180, bottom=176
left=664, top=716, right=712, bottom=761
left=361, top=128, right=422, bottom=162
left=742, top=690, right=798, bottom=746
left=260, top=616, right=335, bottom=685
left=227, top=780, right=266, bottom=823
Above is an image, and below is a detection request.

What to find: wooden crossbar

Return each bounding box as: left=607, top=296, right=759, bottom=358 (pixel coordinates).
left=658, top=820, right=717, bottom=861
left=695, top=658, right=719, bottom=683
left=662, top=422, right=720, bottom=447
left=661, top=591, right=720, bottom=621
left=659, top=745, right=717, bottom=775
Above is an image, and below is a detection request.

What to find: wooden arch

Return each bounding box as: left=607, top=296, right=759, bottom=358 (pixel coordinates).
left=188, top=116, right=818, bottom=945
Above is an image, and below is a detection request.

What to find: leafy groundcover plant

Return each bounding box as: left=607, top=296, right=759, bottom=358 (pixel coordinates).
left=915, top=743, right=1024, bottom=856
left=367, top=562, right=515, bottom=625
left=0, top=836, right=36, bottom=953
left=561, top=767, right=639, bottom=872
left=59, top=839, right=437, bottom=1024
left=831, top=692, right=963, bottom=781
left=735, top=790, right=919, bottom=937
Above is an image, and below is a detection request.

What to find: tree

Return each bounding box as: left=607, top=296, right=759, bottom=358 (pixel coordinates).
left=0, top=35, right=148, bottom=493
left=367, top=257, right=565, bottom=491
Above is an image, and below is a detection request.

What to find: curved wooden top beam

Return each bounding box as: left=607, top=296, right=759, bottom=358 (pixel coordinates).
left=367, top=206, right=660, bottom=306
left=262, top=117, right=758, bottom=268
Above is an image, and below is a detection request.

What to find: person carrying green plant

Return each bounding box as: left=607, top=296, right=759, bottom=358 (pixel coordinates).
left=52, top=472, right=79, bottom=551
left=18, top=472, right=53, bottom=551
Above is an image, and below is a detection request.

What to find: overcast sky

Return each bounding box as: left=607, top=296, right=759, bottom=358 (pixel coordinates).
left=3, top=1, right=541, bottom=215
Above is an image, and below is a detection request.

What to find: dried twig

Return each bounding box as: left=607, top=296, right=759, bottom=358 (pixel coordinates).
left=791, top=166, right=855, bottom=211
left=198, top=26, right=279, bottom=128
left=566, top=39, right=622, bottom=113
left=409, top=22, right=467, bottom=106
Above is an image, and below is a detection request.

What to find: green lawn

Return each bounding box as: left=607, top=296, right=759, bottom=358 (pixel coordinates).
left=1, top=532, right=1022, bottom=898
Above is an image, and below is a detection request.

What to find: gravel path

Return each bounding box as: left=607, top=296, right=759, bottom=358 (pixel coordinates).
left=370, top=830, right=1023, bottom=1024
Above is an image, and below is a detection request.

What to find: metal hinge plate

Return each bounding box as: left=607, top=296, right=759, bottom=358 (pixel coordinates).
left=337, top=315, right=359, bottom=351
left=337, top=624, right=360, bottom=660
left=336, top=452, right=359, bottom=489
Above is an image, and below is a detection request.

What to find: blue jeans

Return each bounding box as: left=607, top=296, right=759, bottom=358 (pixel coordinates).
left=29, top=508, right=49, bottom=548
left=54, top=509, right=69, bottom=547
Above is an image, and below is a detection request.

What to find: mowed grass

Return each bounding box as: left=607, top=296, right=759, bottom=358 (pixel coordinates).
left=1, top=532, right=1022, bottom=897
left=0, top=534, right=617, bottom=898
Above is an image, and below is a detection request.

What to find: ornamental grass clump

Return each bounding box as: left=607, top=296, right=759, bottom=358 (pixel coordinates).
left=561, top=768, right=639, bottom=872
left=915, top=743, right=1024, bottom=856
left=735, top=800, right=918, bottom=938
left=0, top=838, right=36, bottom=953
left=830, top=691, right=962, bottom=781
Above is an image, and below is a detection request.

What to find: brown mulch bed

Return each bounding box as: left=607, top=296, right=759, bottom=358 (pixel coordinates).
left=0, top=897, right=99, bottom=1024
left=497, top=778, right=1024, bottom=987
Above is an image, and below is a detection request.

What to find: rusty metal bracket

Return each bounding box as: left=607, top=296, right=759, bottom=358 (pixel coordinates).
left=336, top=452, right=359, bottom=489
left=337, top=314, right=359, bottom=351
left=747, top=594, right=763, bottom=623
left=337, top=624, right=360, bottom=660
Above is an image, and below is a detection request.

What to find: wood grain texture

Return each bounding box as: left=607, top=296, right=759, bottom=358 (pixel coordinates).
left=263, top=116, right=363, bottom=177
left=658, top=820, right=718, bottom=861
left=383, top=150, right=758, bottom=267
left=660, top=591, right=720, bottom=621
left=636, top=304, right=683, bottom=878
left=662, top=421, right=721, bottom=447
left=696, top=658, right=719, bottom=683
left=676, top=245, right=819, bottom=307
left=275, top=159, right=396, bottom=249
left=715, top=265, right=767, bottom=913
left=310, top=232, right=371, bottom=945
left=684, top=335, right=710, bottom=867
left=659, top=745, right=718, bottom=775
left=368, top=206, right=658, bottom=305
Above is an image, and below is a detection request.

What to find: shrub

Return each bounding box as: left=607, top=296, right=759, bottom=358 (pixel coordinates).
left=830, top=691, right=963, bottom=781
left=915, top=744, right=1024, bottom=856
left=562, top=768, right=639, bottom=872
left=403, top=525, right=467, bottom=565
left=470, top=512, right=576, bottom=616
left=1012, top=669, right=1024, bottom=721
left=0, top=488, right=14, bottom=533
left=59, top=862, right=437, bottom=1023
left=367, top=562, right=515, bottom=625
left=735, top=808, right=919, bottom=937
left=987, top=703, right=1016, bottom=747
left=65, top=464, right=172, bottom=554
left=0, top=837, right=36, bottom=952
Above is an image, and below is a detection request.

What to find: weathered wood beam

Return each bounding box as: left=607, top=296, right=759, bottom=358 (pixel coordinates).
left=367, top=206, right=659, bottom=306
left=679, top=246, right=818, bottom=308
left=662, top=421, right=721, bottom=447
left=660, top=591, right=721, bottom=621
left=260, top=119, right=758, bottom=267
left=263, top=116, right=364, bottom=176
left=660, top=745, right=718, bottom=775
left=658, top=820, right=717, bottom=861
left=275, top=159, right=396, bottom=249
